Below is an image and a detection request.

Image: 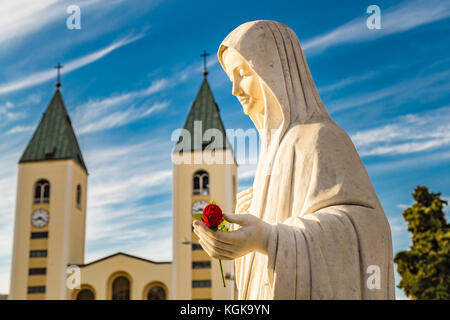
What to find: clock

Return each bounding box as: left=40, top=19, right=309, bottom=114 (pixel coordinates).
left=191, top=200, right=208, bottom=215
left=31, top=209, right=49, bottom=228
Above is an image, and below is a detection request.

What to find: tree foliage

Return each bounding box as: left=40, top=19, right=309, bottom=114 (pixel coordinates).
left=394, top=186, right=450, bottom=299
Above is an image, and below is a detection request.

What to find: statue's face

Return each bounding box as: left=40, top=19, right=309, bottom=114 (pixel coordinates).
left=222, top=48, right=264, bottom=116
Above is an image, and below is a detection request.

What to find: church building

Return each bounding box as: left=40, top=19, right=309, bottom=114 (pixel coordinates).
left=8, top=62, right=237, bottom=300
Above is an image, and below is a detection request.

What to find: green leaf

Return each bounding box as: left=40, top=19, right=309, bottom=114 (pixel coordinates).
left=193, top=213, right=203, bottom=221
left=217, top=220, right=226, bottom=230
left=216, top=218, right=231, bottom=232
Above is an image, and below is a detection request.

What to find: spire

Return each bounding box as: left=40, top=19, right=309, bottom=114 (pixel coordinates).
left=54, top=62, right=64, bottom=89
left=19, top=89, right=88, bottom=173
left=176, top=78, right=231, bottom=152
left=200, top=50, right=209, bottom=77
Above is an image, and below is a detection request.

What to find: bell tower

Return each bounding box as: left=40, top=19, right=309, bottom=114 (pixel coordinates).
left=9, top=76, right=88, bottom=300
left=172, top=55, right=238, bottom=299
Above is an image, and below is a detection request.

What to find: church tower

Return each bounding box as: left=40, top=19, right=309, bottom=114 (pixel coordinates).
left=172, top=57, right=238, bottom=300
left=9, top=76, right=88, bottom=300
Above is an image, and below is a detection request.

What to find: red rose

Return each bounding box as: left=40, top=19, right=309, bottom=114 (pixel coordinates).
left=202, top=204, right=223, bottom=227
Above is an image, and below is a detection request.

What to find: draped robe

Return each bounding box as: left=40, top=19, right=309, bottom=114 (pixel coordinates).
left=218, top=20, right=395, bottom=300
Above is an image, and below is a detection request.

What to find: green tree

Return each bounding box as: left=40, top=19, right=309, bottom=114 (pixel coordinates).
left=394, top=186, right=450, bottom=299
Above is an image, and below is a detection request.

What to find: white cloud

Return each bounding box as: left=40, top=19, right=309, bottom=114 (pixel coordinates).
left=71, top=79, right=168, bottom=127
left=6, top=125, right=35, bottom=134
left=389, top=217, right=409, bottom=235
left=76, top=100, right=169, bottom=134
left=143, top=79, right=169, bottom=95
left=367, top=150, right=450, bottom=176
left=396, top=204, right=410, bottom=210
left=0, top=0, right=63, bottom=46
left=318, top=71, right=379, bottom=94
left=328, top=69, right=450, bottom=113
left=0, top=95, right=42, bottom=131
left=0, top=0, right=131, bottom=48
left=0, top=33, right=144, bottom=95
left=238, top=165, right=257, bottom=180
left=351, top=106, right=450, bottom=156
left=85, top=224, right=172, bottom=264
left=88, top=167, right=171, bottom=207
left=303, top=0, right=450, bottom=54
left=0, top=101, right=27, bottom=126
left=71, top=56, right=218, bottom=135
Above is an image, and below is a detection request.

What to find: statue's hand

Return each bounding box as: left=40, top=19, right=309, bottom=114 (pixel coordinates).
left=236, top=187, right=253, bottom=214
left=193, top=212, right=274, bottom=260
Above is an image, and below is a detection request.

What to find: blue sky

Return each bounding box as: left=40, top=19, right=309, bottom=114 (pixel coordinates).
left=0, top=0, right=449, bottom=299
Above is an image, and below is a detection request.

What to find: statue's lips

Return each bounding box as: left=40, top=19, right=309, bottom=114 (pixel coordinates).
left=239, top=97, right=250, bottom=104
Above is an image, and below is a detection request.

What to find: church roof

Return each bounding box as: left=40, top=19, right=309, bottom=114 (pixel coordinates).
left=76, top=252, right=171, bottom=268
left=177, top=78, right=232, bottom=152
left=19, top=89, right=88, bottom=173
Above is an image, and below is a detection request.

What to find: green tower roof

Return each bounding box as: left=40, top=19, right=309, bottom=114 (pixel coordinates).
left=177, top=78, right=231, bottom=152
left=19, top=89, right=88, bottom=173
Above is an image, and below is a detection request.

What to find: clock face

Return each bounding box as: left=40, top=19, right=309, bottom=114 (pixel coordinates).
left=31, top=209, right=49, bottom=228
left=191, top=200, right=208, bottom=215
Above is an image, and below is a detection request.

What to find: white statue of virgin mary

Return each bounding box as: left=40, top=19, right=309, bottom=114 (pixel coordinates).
left=193, top=20, right=395, bottom=300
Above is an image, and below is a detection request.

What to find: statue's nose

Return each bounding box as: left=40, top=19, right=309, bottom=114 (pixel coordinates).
left=232, top=80, right=243, bottom=97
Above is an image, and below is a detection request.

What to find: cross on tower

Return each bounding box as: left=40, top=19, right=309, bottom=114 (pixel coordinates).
left=200, top=50, right=209, bottom=77
left=54, top=62, right=64, bottom=88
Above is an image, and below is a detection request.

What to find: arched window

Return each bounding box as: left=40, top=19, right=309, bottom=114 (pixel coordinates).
left=76, top=185, right=81, bottom=209
left=34, top=180, right=50, bottom=204
left=112, top=276, right=130, bottom=300
left=193, top=170, right=209, bottom=195
left=202, top=175, right=209, bottom=192
left=76, top=289, right=94, bottom=300
left=193, top=175, right=200, bottom=191
left=147, top=285, right=166, bottom=300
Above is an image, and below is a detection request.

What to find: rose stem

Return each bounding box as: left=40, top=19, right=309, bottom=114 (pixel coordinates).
left=219, top=260, right=226, bottom=287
